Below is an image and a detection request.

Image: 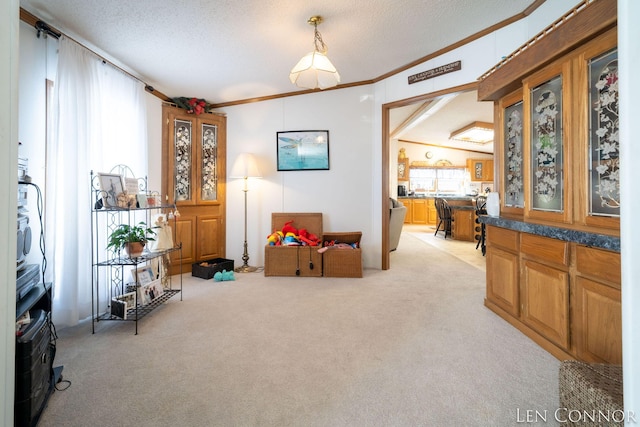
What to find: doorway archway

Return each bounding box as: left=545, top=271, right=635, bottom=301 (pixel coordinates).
left=381, top=81, right=486, bottom=269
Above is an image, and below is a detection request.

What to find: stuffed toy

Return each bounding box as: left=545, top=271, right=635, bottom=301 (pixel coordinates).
left=266, top=221, right=321, bottom=246
left=213, top=269, right=235, bottom=282
left=317, top=240, right=358, bottom=253
left=298, top=228, right=320, bottom=246
left=266, top=230, right=284, bottom=246
left=284, top=233, right=301, bottom=245
left=281, top=220, right=297, bottom=236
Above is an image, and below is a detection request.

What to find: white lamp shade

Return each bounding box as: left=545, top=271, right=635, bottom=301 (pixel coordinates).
left=289, top=51, right=341, bottom=90
left=230, top=153, right=262, bottom=179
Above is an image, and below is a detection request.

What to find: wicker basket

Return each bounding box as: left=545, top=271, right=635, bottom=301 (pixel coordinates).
left=264, top=246, right=322, bottom=277
left=559, top=360, right=623, bottom=426
left=192, top=258, right=234, bottom=279
left=264, top=213, right=323, bottom=277
left=322, top=232, right=362, bottom=278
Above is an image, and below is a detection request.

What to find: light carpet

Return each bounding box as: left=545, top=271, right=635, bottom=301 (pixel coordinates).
left=37, top=231, right=560, bottom=427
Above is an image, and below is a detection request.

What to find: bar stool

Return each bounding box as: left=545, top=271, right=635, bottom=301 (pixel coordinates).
left=434, top=198, right=452, bottom=239
left=475, top=195, right=487, bottom=255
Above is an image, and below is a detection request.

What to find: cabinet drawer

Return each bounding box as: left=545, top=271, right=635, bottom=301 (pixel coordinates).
left=521, top=233, right=569, bottom=267
left=575, top=245, right=620, bottom=288
left=486, top=226, right=519, bottom=252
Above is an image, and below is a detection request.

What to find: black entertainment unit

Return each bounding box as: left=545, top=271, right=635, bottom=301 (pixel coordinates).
left=15, top=161, right=63, bottom=427
left=15, top=310, right=51, bottom=427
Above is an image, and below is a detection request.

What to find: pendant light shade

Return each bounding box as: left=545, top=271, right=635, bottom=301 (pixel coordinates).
left=289, top=16, right=340, bottom=90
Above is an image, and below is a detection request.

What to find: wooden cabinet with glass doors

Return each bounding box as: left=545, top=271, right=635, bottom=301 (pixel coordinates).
left=479, top=8, right=620, bottom=364
left=161, top=105, right=227, bottom=274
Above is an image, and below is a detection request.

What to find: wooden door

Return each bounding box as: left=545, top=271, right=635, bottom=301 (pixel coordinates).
left=574, top=277, right=621, bottom=364
left=411, top=199, right=427, bottom=224
left=483, top=159, right=494, bottom=181
left=452, top=209, right=474, bottom=241
left=486, top=246, right=519, bottom=316
left=427, top=198, right=437, bottom=225
left=162, top=105, right=227, bottom=274
left=400, top=199, right=412, bottom=224
left=521, top=260, right=570, bottom=349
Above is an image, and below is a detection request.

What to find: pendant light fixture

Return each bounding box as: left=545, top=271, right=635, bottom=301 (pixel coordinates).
left=289, top=16, right=341, bottom=90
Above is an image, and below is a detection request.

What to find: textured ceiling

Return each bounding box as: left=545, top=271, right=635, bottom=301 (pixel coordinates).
left=20, top=0, right=536, bottom=105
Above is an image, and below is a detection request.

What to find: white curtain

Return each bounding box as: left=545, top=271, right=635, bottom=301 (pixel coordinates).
left=47, top=36, right=148, bottom=327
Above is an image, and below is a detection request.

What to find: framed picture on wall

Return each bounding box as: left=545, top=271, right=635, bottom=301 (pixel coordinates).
left=276, top=130, right=330, bottom=171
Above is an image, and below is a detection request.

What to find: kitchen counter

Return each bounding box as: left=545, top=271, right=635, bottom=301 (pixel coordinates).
left=448, top=204, right=475, bottom=211
left=478, top=215, right=620, bottom=252
left=399, top=195, right=475, bottom=201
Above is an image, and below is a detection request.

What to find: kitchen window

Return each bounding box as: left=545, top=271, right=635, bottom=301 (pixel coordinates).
left=409, top=167, right=466, bottom=194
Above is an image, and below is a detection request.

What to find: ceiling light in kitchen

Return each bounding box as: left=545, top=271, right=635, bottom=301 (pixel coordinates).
left=449, top=121, right=494, bottom=144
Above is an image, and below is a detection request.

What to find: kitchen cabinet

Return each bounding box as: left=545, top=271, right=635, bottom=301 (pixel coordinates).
left=478, top=1, right=620, bottom=364
left=484, top=224, right=621, bottom=364
left=398, top=158, right=409, bottom=181
left=485, top=226, right=519, bottom=317
left=573, top=245, right=622, bottom=364
left=399, top=199, right=412, bottom=223
left=426, top=198, right=437, bottom=225
left=162, top=105, right=227, bottom=274
left=411, top=199, right=427, bottom=224
left=466, top=158, right=493, bottom=182
left=451, top=208, right=475, bottom=241
left=521, top=259, right=570, bottom=349
left=401, top=198, right=467, bottom=227
left=398, top=198, right=437, bottom=225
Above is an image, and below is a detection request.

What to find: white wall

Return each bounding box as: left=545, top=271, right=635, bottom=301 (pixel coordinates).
left=619, top=0, right=640, bottom=416
left=221, top=85, right=376, bottom=268
left=146, top=93, right=163, bottom=191
left=18, top=21, right=55, bottom=268
left=2, top=1, right=19, bottom=424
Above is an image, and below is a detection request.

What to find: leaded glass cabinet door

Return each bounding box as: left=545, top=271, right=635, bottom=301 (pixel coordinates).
left=531, top=75, right=563, bottom=212
left=523, top=61, right=571, bottom=224
left=588, top=48, right=619, bottom=217
left=504, top=100, right=524, bottom=209
left=199, top=123, right=218, bottom=202
left=576, top=29, right=619, bottom=230
left=173, top=119, right=193, bottom=202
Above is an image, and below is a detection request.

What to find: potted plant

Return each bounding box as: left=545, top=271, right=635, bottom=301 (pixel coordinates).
left=106, top=221, right=157, bottom=258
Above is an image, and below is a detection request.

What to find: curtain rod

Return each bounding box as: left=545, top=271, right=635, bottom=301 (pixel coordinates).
left=19, top=7, right=172, bottom=103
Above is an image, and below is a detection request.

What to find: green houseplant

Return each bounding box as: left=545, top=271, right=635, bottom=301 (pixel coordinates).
left=106, top=221, right=157, bottom=258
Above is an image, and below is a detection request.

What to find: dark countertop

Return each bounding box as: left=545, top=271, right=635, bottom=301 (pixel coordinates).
left=399, top=195, right=475, bottom=201
left=479, top=215, right=620, bottom=252
left=449, top=205, right=475, bottom=211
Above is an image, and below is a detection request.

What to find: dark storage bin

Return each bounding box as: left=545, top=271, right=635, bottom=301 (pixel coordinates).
left=192, top=258, right=234, bottom=279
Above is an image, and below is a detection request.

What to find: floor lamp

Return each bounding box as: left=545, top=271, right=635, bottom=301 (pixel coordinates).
left=230, top=153, right=262, bottom=272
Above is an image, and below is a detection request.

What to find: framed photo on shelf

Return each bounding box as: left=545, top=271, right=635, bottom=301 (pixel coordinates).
left=97, top=172, right=125, bottom=209
left=140, top=279, right=164, bottom=305
left=276, top=130, right=330, bottom=171
left=124, top=177, right=141, bottom=195
left=130, top=265, right=155, bottom=286
left=136, top=194, right=148, bottom=208
left=111, top=291, right=136, bottom=319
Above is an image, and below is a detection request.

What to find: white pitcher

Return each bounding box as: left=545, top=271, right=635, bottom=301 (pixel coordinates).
left=486, top=192, right=500, bottom=217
